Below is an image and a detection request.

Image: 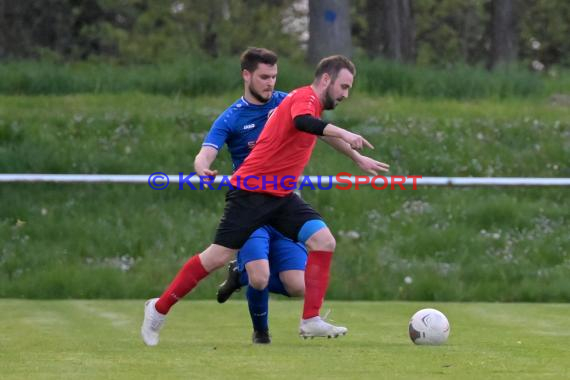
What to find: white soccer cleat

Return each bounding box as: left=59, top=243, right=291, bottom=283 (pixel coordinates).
left=299, top=316, right=348, bottom=339
left=141, top=298, right=166, bottom=346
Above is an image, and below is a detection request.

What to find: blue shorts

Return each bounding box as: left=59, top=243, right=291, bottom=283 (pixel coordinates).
left=237, top=226, right=307, bottom=275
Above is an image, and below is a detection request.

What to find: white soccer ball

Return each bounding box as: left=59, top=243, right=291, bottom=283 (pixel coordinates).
left=408, top=308, right=450, bottom=345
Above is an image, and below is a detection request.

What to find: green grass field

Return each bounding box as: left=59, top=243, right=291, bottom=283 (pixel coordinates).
left=1, top=300, right=568, bottom=379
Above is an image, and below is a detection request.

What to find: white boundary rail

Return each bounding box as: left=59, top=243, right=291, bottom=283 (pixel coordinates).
left=1, top=174, right=569, bottom=187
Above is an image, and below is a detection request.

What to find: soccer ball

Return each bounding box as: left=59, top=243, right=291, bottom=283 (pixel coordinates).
left=408, top=308, right=450, bottom=345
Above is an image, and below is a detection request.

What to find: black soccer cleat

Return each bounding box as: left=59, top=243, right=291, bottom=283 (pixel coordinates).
left=252, top=329, right=271, bottom=344
left=216, top=260, right=242, bottom=303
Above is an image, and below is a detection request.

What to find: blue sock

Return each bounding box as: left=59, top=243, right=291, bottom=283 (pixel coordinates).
left=239, top=270, right=249, bottom=287
left=247, top=286, right=269, bottom=332
left=268, top=274, right=290, bottom=297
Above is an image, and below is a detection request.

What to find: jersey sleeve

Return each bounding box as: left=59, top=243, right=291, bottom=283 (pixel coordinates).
left=290, top=91, right=320, bottom=119
left=202, top=114, right=231, bottom=150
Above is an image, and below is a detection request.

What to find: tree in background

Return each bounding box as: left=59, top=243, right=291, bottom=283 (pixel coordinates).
left=360, top=0, right=415, bottom=63
left=307, top=0, right=352, bottom=64
left=0, top=0, right=304, bottom=62
left=489, top=0, right=519, bottom=69
left=412, top=0, right=488, bottom=67
left=381, top=0, right=415, bottom=63
left=86, top=0, right=304, bottom=62
left=360, top=0, right=382, bottom=57
left=519, top=0, right=570, bottom=70
left=0, top=0, right=108, bottom=59
left=0, top=0, right=568, bottom=70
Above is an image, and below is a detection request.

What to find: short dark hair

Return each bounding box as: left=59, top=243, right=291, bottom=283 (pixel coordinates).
left=314, top=55, right=356, bottom=82
left=240, top=47, right=278, bottom=72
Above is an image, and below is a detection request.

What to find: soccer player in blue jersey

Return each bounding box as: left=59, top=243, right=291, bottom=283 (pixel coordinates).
left=194, top=47, right=306, bottom=344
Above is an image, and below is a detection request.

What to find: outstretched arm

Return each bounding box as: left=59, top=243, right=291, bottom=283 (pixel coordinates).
left=322, top=123, right=373, bottom=151
left=294, top=114, right=389, bottom=174
left=194, top=146, right=219, bottom=177
left=293, top=114, right=373, bottom=150
left=320, top=136, right=390, bottom=175
left=319, top=135, right=360, bottom=161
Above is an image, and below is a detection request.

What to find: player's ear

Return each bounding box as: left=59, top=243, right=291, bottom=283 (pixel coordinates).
left=242, top=69, right=251, bottom=83
left=321, top=72, right=331, bottom=87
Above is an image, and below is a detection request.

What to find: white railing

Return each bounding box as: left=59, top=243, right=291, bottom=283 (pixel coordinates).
left=1, top=174, right=569, bottom=187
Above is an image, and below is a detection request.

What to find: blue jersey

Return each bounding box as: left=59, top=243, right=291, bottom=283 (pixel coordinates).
left=203, top=91, right=288, bottom=171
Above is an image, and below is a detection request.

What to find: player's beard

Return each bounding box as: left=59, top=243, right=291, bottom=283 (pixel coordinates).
left=249, top=84, right=271, bottom=104
left=323, top=84, right=343, bottom=110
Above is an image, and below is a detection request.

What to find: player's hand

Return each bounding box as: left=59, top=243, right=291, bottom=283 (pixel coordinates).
left=342, top=130, right=374, bottom=150
left=203, top=168, right=218, bottom=177
left=355, top=154, right=390, bottom=176
left=196, top=168, right=218, bottom=189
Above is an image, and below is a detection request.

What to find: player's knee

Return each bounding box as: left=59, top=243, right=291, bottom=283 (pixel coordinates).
left=200, top=246, right=235, bottom=272
left=210, top=257, right=228, bottom=271
left=321, top=235, right=336, bottom=251
left=248, top=270, right=270, bottom=290
left=306, top=230, right=336, bottom=252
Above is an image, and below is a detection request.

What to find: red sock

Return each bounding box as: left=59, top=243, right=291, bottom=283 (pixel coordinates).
left=155, top=255, right=209, bottom=315
left=302, top=250, right=333, bottom=319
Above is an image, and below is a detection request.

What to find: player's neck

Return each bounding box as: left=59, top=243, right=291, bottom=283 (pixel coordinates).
left=243, top=91, right=269, bottom=106
left=311, top=84, right=326, bottom=108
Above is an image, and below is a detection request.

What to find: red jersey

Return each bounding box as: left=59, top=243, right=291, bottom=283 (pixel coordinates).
left=231, top=86, right=323, bottom=196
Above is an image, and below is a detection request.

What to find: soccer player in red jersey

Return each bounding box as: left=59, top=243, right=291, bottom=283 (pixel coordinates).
left=141, top=55, right=389, bottom=345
